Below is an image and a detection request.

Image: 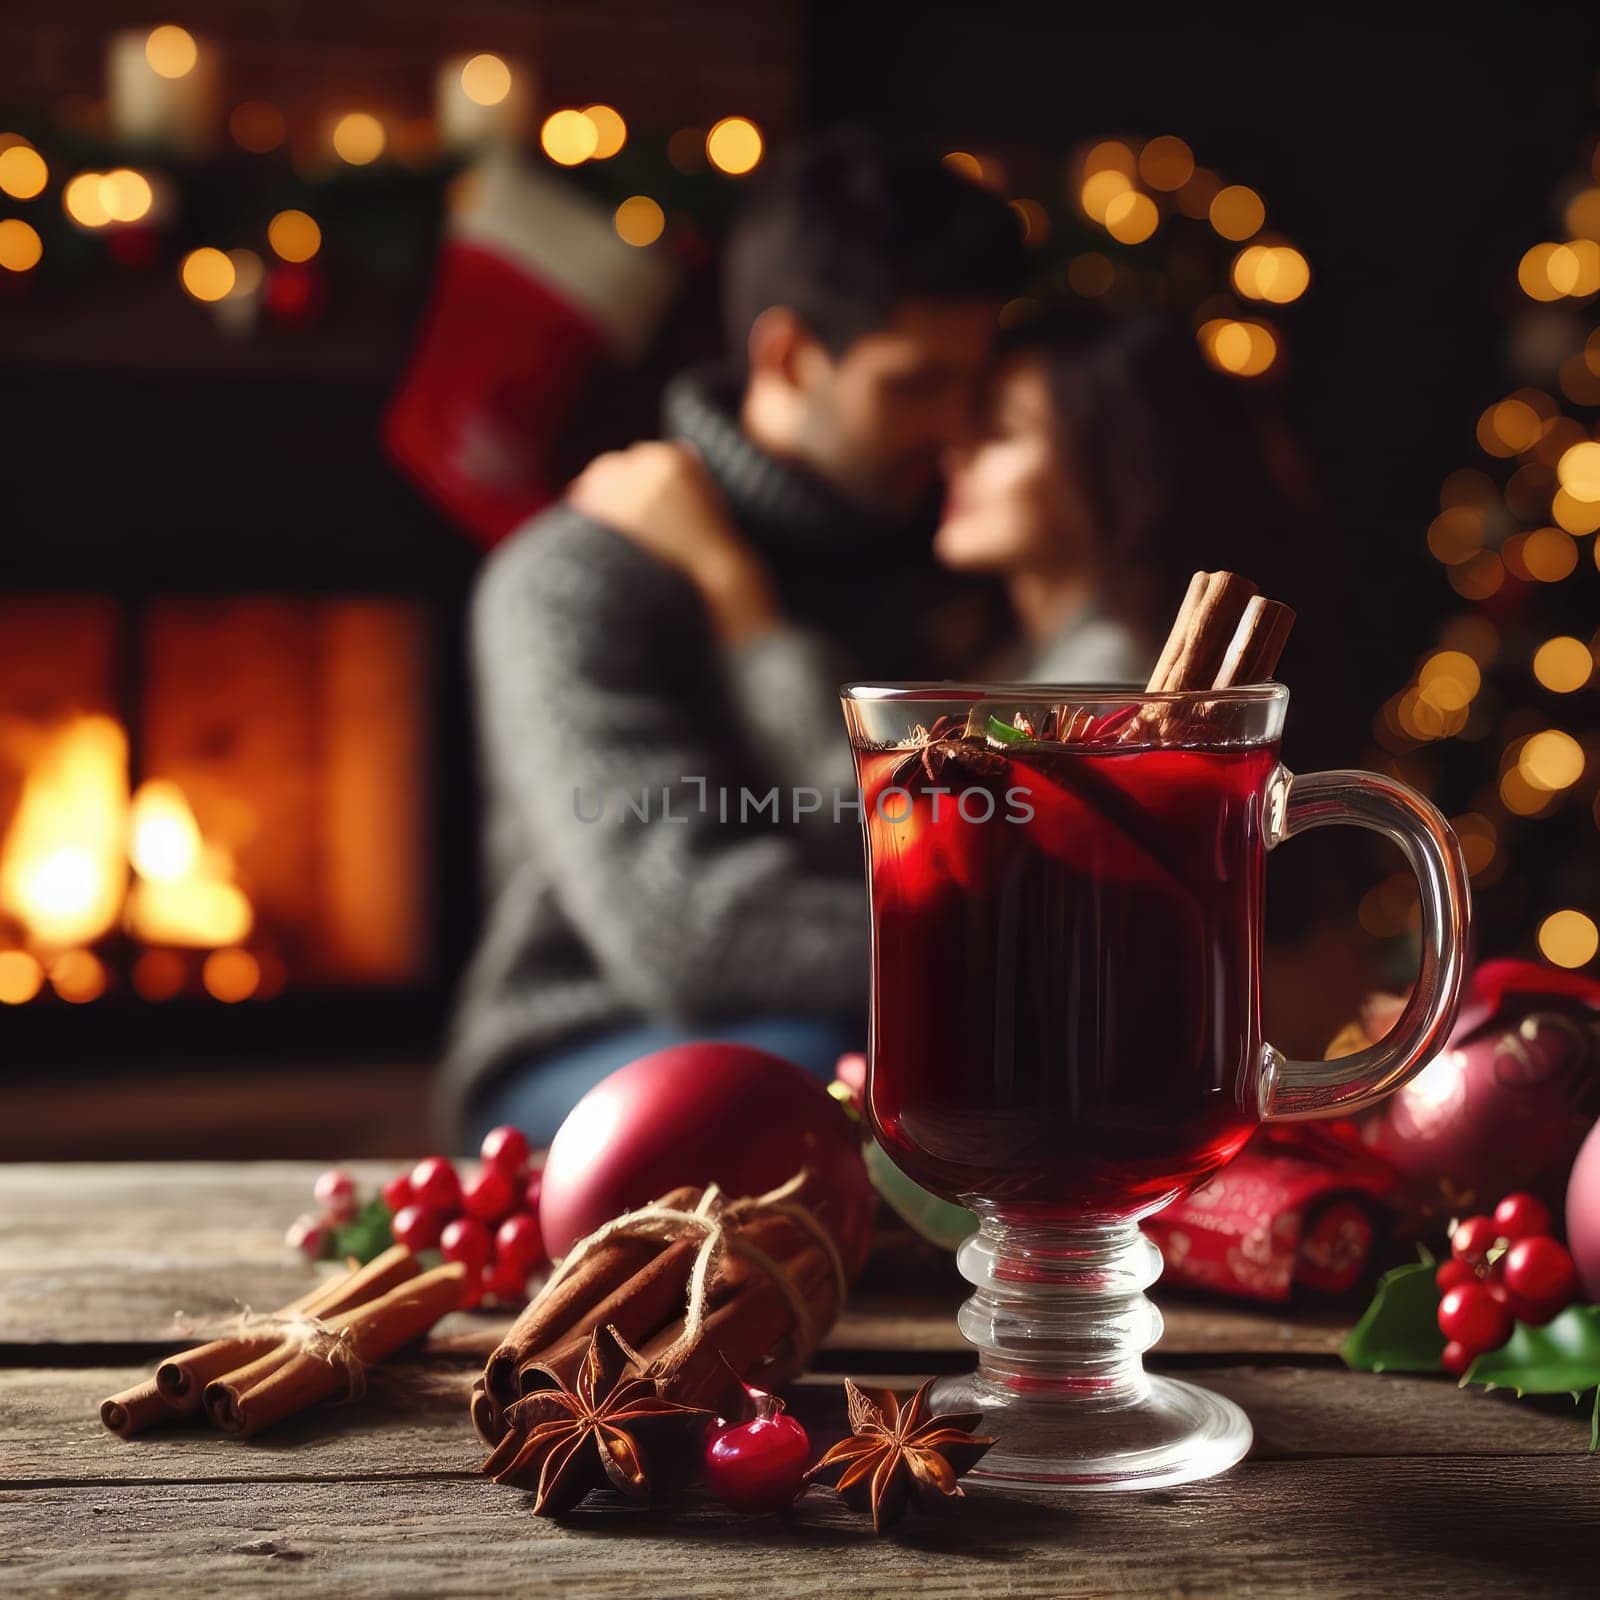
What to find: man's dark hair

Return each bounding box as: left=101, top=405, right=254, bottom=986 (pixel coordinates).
left=723, top=127, right=1026, bottom=361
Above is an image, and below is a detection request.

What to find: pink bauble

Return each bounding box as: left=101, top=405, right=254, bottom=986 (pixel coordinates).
left=540, top=1043, right=875, bottom=1278
left=1565, top=1119, right=1600, bottom=1301
left=1363, top=960, right=1600, bottom=1234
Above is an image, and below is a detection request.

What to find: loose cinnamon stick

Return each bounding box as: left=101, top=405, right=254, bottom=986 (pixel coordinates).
left=154, top=1243, right=421, bottom=1412
left=483, top=1184, right=701, bottom=1411
left=100, top=1377, right=178, bottom=1440
left=1147, top=570, right=1259, bottom=692
left=1213, top=595, right=1296, bottom=687
left=206, top=1262, right=467, bottom=1439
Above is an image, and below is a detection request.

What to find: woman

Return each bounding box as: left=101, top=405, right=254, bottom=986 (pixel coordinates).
left=935, top=311, right=1330, bottom=696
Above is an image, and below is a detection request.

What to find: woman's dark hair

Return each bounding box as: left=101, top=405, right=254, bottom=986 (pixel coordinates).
left=723, top=127, right=1026, bottom=360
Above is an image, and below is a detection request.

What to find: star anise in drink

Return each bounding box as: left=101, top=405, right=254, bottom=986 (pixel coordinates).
left=889, top=712, right=1009, bottom=793
left=804, top=1377, right=995, bottom=1532
left=481, top=1323, right=713, bottom=1516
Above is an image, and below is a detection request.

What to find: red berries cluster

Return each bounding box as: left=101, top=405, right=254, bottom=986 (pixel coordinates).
left=1435, top=1192, right=1580, bottom=1375
left=385, top=1127, right=546, bottom=1307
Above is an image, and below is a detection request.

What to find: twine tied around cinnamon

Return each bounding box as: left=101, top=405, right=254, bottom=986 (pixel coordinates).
left=229, top=1304, right=368, bottom=1402
left=535, top=1171, right=848, bottom=1377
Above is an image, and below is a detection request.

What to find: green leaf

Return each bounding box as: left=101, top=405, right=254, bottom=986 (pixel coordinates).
left=1340, top=1261, right=1446, bottom=1373
left=984, top=713, right=1028, bottom=746
left=1591, top=1385, right=1599, bottom=1453
left=863, top=1139, right=976, bottom=1250
left=1464, top=1305, right=1600, bottom=1399
left=327, top=1195, right=394, bottom=1265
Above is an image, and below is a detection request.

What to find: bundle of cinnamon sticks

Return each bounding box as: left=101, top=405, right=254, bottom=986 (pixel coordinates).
left=472, top=1180, right=844, bottom=1445
left=101, top=1245, right=467, bottom=1441
left=1146, top=570, right=1295, bottom=693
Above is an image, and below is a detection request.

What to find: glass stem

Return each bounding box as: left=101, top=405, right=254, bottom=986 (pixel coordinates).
left=956, top=1215, right=1164, bottom=1406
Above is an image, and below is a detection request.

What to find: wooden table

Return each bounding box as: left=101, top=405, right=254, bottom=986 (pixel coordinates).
left=3, top=1163, right=1596, bottom=1598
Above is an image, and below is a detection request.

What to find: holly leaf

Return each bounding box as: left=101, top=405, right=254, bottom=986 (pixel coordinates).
left=984, top=713, right=1028, bottom=746
left=328, top=1196, right=394, bottom=1264
left=1464, top=1305, right=1600, bottom=1399
left=1340, top=1261, right=1446, bottom=1373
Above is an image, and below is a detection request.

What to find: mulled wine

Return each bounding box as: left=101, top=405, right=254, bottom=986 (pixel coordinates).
left=856, top=727, right=1276, bottom=1219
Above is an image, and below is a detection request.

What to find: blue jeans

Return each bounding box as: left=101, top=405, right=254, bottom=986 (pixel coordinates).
left=466, top=1015, right=861, bottom=1149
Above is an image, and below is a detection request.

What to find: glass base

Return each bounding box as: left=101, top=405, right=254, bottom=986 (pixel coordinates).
left=939, top=1215, right=1252, bottom=1492
left=932, top=1369, right=1251, bottom=1491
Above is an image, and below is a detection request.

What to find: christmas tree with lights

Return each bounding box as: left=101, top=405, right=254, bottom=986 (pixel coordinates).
left=1368, top=137, right=1600, bottom=974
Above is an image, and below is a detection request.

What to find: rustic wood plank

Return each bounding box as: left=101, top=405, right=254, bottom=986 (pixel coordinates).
left=4, top=1457, right=1598, bottom=1600
left=0, top=1163, right=1348, bottom=1359
left=3, top=1363, right=1592, bottom=1487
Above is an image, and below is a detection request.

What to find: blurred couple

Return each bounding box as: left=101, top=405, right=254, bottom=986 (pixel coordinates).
left=441, top=129, right=1320, bottom=1146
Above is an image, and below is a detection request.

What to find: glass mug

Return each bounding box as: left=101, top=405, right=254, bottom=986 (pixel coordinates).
left=842, top=683, right=1469, bottom=1490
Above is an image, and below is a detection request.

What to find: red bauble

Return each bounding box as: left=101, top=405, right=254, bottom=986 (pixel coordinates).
left=1500, top=1236, right=1578, bottom=1315
left=539, top=1043, right=875, bottom=1277
left=703, top=1390, right=811, bottom=1515
left=263, top=261, right=327, bottom=325
left=1437, top=1282, right=1512, bottom=1354
left=1492, top=1192, right=1551, bottom=1240
left=1363, top=961, right=1600, bottom=1233
left=392, top=1202, right=444, bottom=1252
left=410, top=1156, right=461, bottom=1213
left=440, top=1216, right=492, bottom=1272
left=495, top=1211, right=544, bottom=1271
left=1566, top=1117, right=1600, bottom=1301
left=461, top=1166, right=514, bottom=1223
left=480, top=1124, right=530, bottom=1177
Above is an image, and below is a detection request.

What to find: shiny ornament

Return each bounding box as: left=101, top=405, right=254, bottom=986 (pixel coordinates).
left=539, top=1043, right=875, bottom=1277
left=1567, top=1118, right=1600, bottom=1301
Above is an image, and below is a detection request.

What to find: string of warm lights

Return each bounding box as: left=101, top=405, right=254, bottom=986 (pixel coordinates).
left=1370, top=136, right=1600, bottom=971
left=0, top=23, right=769, bottom=323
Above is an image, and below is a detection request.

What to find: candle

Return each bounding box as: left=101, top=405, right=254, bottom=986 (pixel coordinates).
left=107, top=25, right=218, bottom=154
left=435, top=53, right=533, bottom=153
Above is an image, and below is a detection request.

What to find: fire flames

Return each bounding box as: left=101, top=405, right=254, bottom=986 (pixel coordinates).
left=0, top=714, right=255, bottom=998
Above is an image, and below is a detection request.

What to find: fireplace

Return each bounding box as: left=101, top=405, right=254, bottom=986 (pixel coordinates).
left=0, top=593, right=436, bottom=1044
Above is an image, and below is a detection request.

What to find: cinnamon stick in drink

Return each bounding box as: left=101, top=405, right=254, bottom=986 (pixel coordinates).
left=1213, top=595, right=1296, bottom=687
left=1147, top=571, right=1259, bottom=693
left=206, top=1263, right=467, bottom=1439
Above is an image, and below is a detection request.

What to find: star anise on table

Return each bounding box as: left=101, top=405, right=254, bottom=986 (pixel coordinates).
left=803, top=1377, right=995, bottom=1533
left=481, top=1324, right=713, bottom=1517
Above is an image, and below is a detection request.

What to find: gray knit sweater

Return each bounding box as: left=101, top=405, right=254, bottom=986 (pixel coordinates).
left=436, top=375, right=891, bottom=1138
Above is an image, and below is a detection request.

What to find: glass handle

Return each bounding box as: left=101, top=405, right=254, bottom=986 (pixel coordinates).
left=1257, top=767, right=1471, bottom=1121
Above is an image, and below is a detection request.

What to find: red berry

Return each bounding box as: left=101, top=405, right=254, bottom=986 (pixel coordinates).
left=391, top=1202, right=444, bottom=1252
left=1501, top=1236, right=1578, bottom=1313
left=440, top=1216, right=492, bottom=1272
left=381, top=1173, right=413, bottom=1213
left=461, top=1166, right=514, bottom=1223
left=480, top=1124, right=531, bottom=1177
left=313, top=1168, right=357, bottom=1222
left=410, top=1156, right=461, bottom=1212
left=704, top=1405, right=811, bottom=1514
left=1437, top=1282, right=1513, bottom=1354
left=482, top=1257, right=528, bottom=1305
left=284, top=1213, right=327, bottom=1260
left=523, top=1167, right=543, bottom=1217
left=495, top=1212, right=544, bottom=1271
left=1450, top=1215, right=1498, bottom=1264
left=1441, top=1339, right=1474, bottom=1376
left=1435, top=1258, right=1476, bottom=1293
left=1492, top=1192, right=1552, bottom=1241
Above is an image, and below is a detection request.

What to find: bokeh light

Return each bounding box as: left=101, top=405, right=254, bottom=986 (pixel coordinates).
left=1104, top=190, right=1158, bottom=243
left=706, top=117, right=763, bottom=175
left=1518, top=241, right=1583, bottom=300
left=145, top=24, right=198, bottom=79
left=1198, top=318, right=1277, bottom=377
left=541, top=109, right=598, bottom=166
left=1010, top=197, right=1050, bottom=245
left=180, top=246, right=235, bottom=302
left=99, top=168, right=152, bottom=223
left=1519, top=728, right=1585, bottom=791
left=943, top=151, right=983, bottom=182
left=1080, top=168, right=1132, bottom=223
left=226, top=247, right=264, bottom=297
left=230, top=101, right=285, bottom=153
left=613, top=195, right=665, bottom=248
left=0, top=143, right=47, bottom=200
left=1538, top=909, right=1599, bottom=968
left=1138, top=135, right=1194, bottom=191
left=583, top=105, right=627, bottom=160
left=1532, top=635, right=1592, bottom=693
left=460, top=53, right=512, bottom=107
left=1231, top=244, right=1310, bottom=303
left=1426, top=507, right=1485, bottom=565
left=268, top=208, right=321, bottom=263
left=131, top=949, right=186, bottom=1001
left=0, top=218, right=42, bottom=272
left=51, top=949, right=107, bottom=1003
left=1556, top=439, right=1600, bottom=501
left=0, top=950, right=43, bottom=1004
left=63, top=172, right=109, bottom=228
left=202, top=947, right=260, bottom=1003
left=1447, top=549, right=1505, bottom=599
left=1475, top=396, right=1542, bottom=456
left=1565, top=186, right=1600, bottom=239
left=1209, top=184, right=1265, bottom=241
left=1174, top=166, right=1220, bottom=220
left=1520, top=526, right=1578, bottom=581
left=332, top=112, right=385, bottom=166
left=1067, top=251, right=1115, bottom=297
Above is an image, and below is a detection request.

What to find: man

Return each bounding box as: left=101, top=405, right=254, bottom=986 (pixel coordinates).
left=441, top=129, right=1023, bottom=1144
